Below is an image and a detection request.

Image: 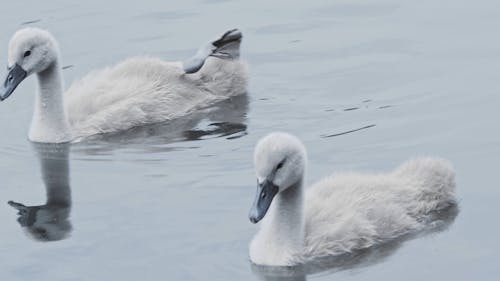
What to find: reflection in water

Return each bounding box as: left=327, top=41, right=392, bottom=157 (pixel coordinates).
left=183, top=122, right=247, bottom=140
left=73, top=93, right=249, bottom=155
left=8, top=142, right=71, bottom=242
left=251, top=205, right=458, bottom=281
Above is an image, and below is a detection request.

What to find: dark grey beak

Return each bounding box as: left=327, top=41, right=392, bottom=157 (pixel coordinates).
left=249, top=179, right=279, bottom=224
left=1, top=64, right=27, bottom=101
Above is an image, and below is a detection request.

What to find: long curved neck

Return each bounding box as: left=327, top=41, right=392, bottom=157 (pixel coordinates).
left=29, top=61, right=71, bottom=143
left=268, top=180, right=305, bottom=248
left=253, top=179, right=305, bottom=265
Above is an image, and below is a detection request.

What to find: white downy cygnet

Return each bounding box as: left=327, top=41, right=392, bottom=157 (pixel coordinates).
left=1, top=28, right=247, bottom=143
left=249, top=132, right=456, bottom=266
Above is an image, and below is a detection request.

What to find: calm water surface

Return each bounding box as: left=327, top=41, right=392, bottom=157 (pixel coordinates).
left=0, top=0, right=499, bottom=280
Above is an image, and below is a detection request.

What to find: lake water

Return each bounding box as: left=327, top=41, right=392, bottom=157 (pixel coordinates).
left=0, top=0, right=499, bottom=280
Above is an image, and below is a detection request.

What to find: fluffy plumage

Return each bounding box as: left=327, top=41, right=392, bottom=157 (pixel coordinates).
left=3, top=28, right=247, bottom=142
left=249, top=132, right=456, bottom=266
left=65, top=56, right=246, bottom=139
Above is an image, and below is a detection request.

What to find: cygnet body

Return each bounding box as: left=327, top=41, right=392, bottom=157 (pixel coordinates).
left=249, top=132, right=456, bottom=266
left=1, top=28, right=247, bottom=143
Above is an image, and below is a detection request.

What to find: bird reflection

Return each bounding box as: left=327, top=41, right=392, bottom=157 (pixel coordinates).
left=8, top=142, right=71, bottom=242
left=73, top=93, right=249, bottom=155
left=251, top=205, right=458, bottom=281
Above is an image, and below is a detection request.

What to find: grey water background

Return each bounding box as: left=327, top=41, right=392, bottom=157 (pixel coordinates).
left=0, top=0, right=499, bottom=280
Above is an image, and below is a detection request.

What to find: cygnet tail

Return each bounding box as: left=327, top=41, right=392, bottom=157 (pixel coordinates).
left=211, top=29, right=242, bottom=60
left=183, top=29, right=242, bottom=74
left=394, top=157, right=457, bottom=211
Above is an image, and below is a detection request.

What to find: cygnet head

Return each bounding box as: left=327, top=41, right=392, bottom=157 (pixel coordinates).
left=249, top=132, right=307, bottom=224
left=1, top=28, right=59, bottom=101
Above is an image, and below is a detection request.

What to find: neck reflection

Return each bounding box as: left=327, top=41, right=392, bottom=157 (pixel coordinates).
left=8, top=142, right=72, bottom=242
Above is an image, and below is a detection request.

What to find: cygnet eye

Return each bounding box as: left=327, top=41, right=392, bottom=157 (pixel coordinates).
left=23, top=50, right=31, bottom=57
left=276, top=159, right=286, bottom=170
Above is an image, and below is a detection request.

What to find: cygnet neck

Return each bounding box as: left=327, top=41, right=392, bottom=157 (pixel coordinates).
left=29, top=60, right=71, bottom=143
left=265, top=179, right=305, bottom=258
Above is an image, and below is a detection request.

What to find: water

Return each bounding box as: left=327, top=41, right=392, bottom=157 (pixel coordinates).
left=0, top=0, right=499, bottom=280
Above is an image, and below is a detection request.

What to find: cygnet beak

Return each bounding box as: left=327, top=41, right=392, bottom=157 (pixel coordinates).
left=249, top=179, right=279, bottom=224
left=1, top=64, right=27, bottom=101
